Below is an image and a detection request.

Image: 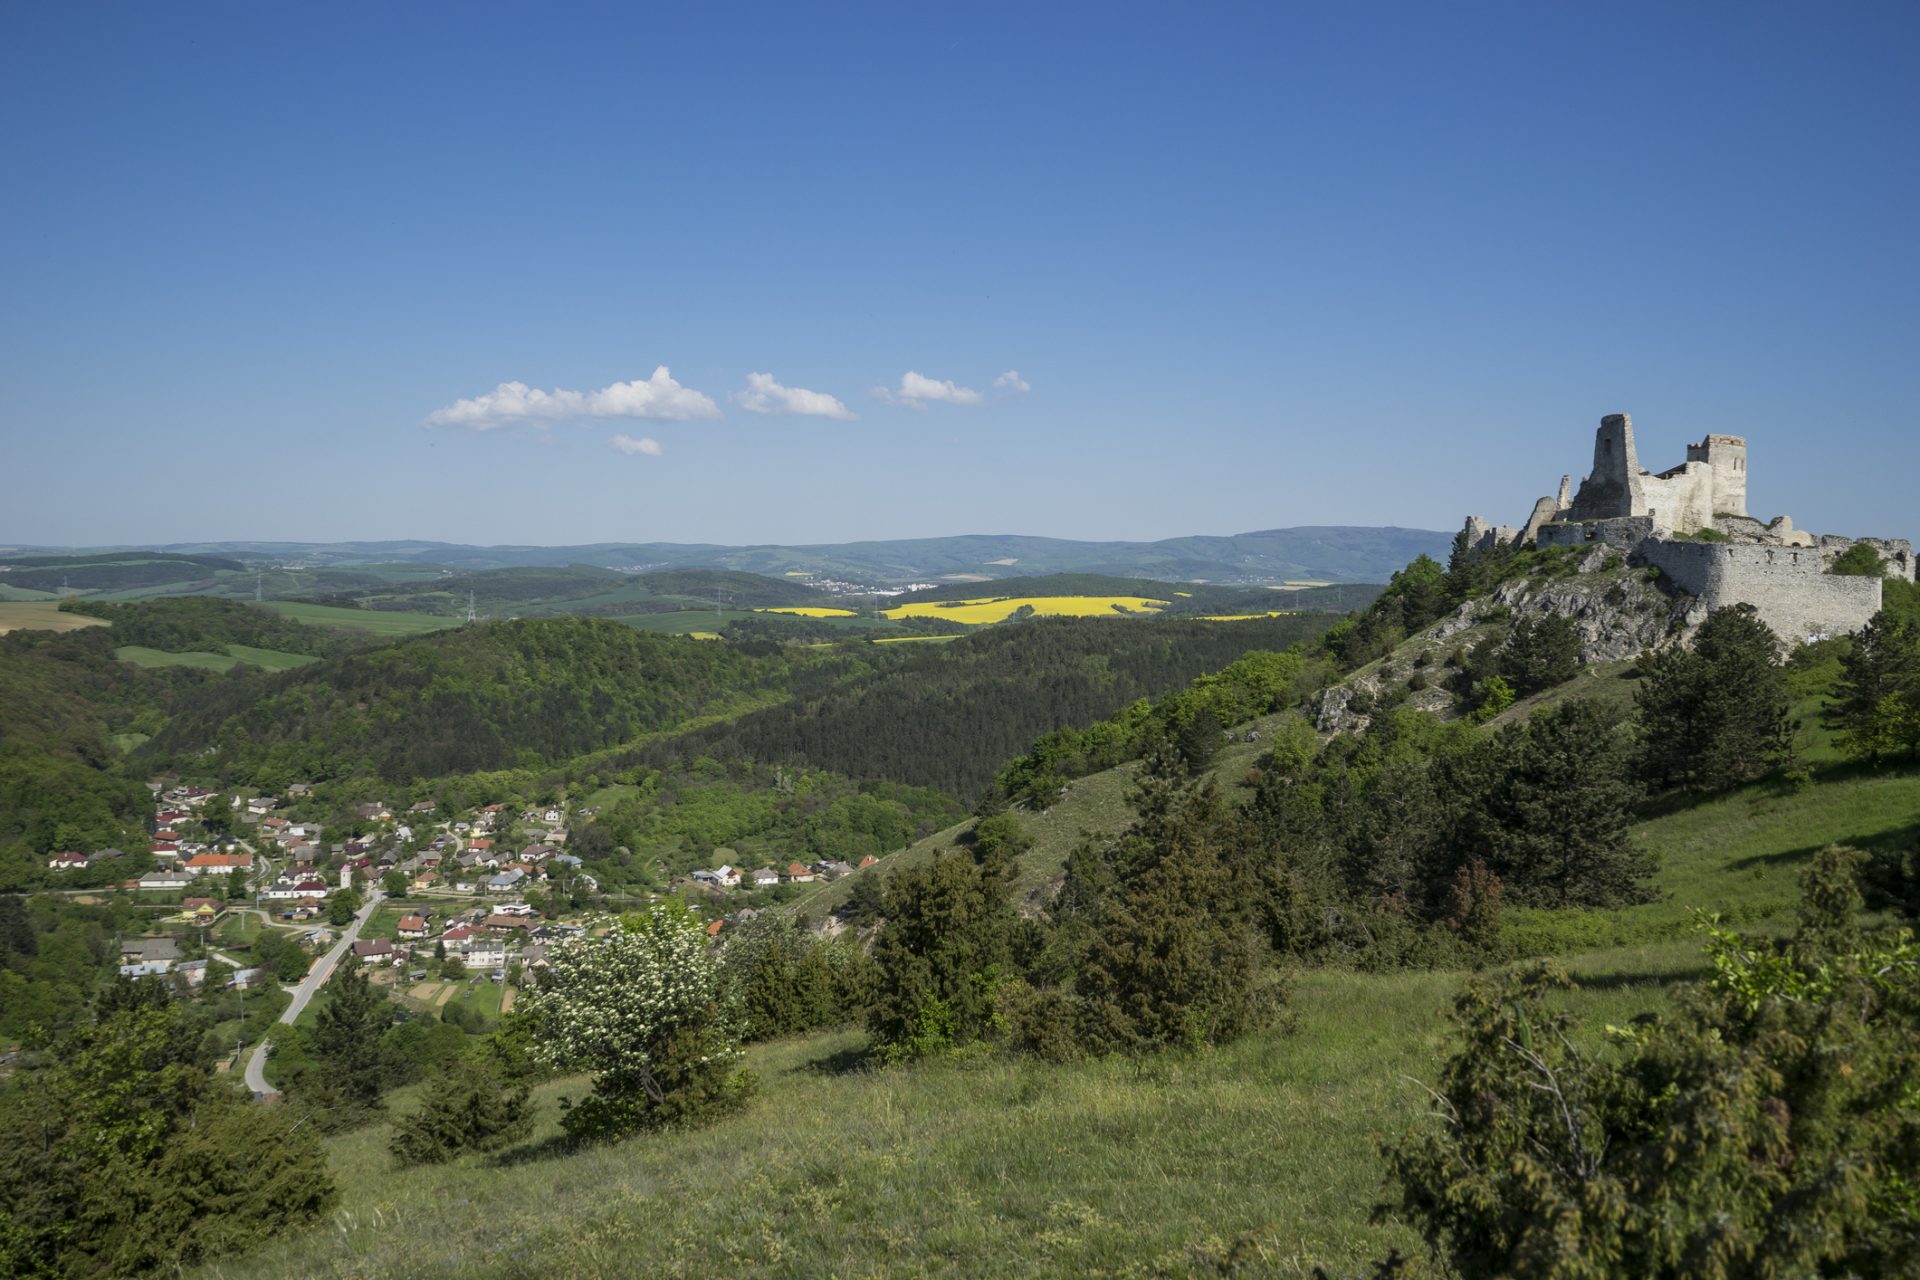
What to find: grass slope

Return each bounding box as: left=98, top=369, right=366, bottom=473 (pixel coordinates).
left=190, top=940, right=1707, bottom=1280
left=182, top=667, right=1920, bottom=1278
left=115, top=643, right=318, bottom=673
left=0, top=601, right=112, bottom=635
left=262, top=601, right=459, bottom=635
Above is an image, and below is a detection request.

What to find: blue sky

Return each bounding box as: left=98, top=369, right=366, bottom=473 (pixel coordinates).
left=3, top=2, right=1915, bottom=548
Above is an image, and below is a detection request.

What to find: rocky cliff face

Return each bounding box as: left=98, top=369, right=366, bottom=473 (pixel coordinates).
left=1312, top=550, right=1690, bottom=734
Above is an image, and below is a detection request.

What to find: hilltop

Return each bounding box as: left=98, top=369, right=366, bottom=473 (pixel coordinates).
left=5, top=525, right=1452, bottom=594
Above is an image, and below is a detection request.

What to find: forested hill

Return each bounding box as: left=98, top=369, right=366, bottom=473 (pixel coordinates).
left=632, top=613, right=1341, bottom=798
left=148, top=619, right=792, bottom=783
left=59, top=596, right=365, bottom=658
left=69, top=525, right=1451, bottom=586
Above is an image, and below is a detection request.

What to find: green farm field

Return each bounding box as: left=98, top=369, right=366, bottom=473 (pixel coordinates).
left=262, top=601, right=459, bottom=635
left=0, top=600, right=112, bottom=634
left=115, top=644, right=318, bottom=673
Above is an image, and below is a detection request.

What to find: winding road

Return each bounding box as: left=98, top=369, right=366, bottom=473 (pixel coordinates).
left=243, top=889, right=383, bottom=1099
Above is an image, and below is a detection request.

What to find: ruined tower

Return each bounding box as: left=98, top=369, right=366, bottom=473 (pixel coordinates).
left=1687, top=434, right=1748, bottom=518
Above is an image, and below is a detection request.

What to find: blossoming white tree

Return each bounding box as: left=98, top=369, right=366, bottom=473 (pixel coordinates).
left=522, top=908, right=750, bottom=1138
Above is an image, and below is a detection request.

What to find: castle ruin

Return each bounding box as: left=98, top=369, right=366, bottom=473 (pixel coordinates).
left=1462, top=413, right=1914, bottom=646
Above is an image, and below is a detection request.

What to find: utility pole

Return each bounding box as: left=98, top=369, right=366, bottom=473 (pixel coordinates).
left=466, top=590, right=477, bottom=623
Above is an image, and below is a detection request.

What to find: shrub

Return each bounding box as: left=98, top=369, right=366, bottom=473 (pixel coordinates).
left=522, top=908, right=753, bottom=1140
left=868, top=854, right=1014, bottom=1061
left=1829, top=542, right=1888, bottom=577
left=0, top=982, right=333, bottom=1277
left=1375, top=847, right=1920, bottom=1278
left=390, top=1052, right=534, bottom=1166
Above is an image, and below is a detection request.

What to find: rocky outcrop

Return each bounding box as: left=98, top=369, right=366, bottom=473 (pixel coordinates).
left=1311, top=550, right=1690, bottom=734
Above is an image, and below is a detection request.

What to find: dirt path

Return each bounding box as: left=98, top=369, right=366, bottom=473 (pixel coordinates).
left=435, top=984, right=458, bottom=1006
left=499, top=986, right=516, bottom=1013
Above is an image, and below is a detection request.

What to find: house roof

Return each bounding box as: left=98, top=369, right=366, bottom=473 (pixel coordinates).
left=185, top=853, right=250, bottom=869
left=122, top=937, right=181, bottom=961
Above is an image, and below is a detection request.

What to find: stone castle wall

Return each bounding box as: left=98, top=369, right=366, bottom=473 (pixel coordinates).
left=1537, top=517, right=1657, bottom=554
left=1635, top=540, right=1885, bottom=644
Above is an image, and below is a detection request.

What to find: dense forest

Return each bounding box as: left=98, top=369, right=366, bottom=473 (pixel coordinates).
left=632, top=613, right=1341, bottom=799
left=0, top=628, right=188, bottom=887
left=147, top=618, right=797, bottom=784
left=59, top=597, right=364, bottom=659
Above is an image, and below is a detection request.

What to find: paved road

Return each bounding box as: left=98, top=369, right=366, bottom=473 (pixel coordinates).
left=244, top=889, right=383, bottom=1099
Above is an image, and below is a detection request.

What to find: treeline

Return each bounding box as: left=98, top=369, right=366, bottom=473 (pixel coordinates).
left=1, top=550, right=244, bottom=592
left=994, top=648, right=1329, bottom=809
left=633, top=614, right=1340, bottom=800
left=148, top=618, right=798, bottom=783
left=58, top=596, right=364, bottom=658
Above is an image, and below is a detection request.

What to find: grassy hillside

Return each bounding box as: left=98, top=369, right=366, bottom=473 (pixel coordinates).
left=0, top=601, right=111, bottom=635
left=262, top=600, right=459, bottom=635
left=184, top=938, right=1737, bottom=1280
left=793, top=685, right=1920, bottom=955
left=184, top=733, right=1920, bottom=1279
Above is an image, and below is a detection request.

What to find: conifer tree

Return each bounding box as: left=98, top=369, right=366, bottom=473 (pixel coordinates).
left=1637, top=604, right=1793, bottom=791
left=868, top=853, right=1014, bottom=1059
left=1074, top=774, right=1264, bottom=1053
left=390, top=1053, right=533, bottom=1166
left=1826, top=609, right=1920, bottom=762
left=1498, top=613, right=1583, bottom=696
left=1474, top=700, right=1649, bottom=908
left=305, top=957, right=392, bottom=1117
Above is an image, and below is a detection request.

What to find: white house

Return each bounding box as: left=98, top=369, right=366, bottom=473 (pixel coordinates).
left=462, top=936, right=507, bottom=968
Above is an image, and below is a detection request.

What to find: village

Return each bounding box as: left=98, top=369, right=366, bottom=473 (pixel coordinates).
left=40, top=775, right=893, bottom=1071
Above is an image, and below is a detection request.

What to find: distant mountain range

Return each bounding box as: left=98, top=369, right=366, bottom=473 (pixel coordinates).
left=7, top=527, right=1451, bottom=587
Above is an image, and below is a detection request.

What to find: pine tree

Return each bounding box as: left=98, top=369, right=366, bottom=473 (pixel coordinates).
left=1826, top=609, right=1920, bottom=762
left=1499, top=613, right=1583, bottom=696
left=305, top=957, right=392, bottom=1117
left=1637, top=605, right=1793, bottom=791
left=1474, top=700, right=1650, bottom=908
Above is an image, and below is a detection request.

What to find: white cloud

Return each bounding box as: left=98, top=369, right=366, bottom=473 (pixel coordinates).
left=426, top=366, right=721, bottom=429
left=993, top=370, right=1030, bottom=393
left=733, top=372, right=856, bottom=420
left=610, top=434, right=663, bottom=457
left=871, top=370, right=986, bottom=409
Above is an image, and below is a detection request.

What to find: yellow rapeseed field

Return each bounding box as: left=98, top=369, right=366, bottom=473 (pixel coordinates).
left=758, top=606, right=858, bottom=618
left=881, top=595, right=1169, bottom=625
left=1193, top=610, right=1299, bottom=621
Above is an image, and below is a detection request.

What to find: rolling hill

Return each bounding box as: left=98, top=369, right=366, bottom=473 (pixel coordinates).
left=19, top=526, right=1452, bottom=590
